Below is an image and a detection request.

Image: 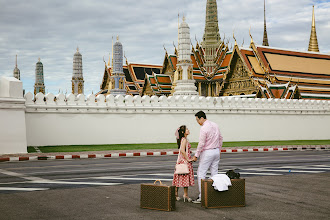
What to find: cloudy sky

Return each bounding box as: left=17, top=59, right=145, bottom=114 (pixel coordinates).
left=0, top=0, right=329, bottom=95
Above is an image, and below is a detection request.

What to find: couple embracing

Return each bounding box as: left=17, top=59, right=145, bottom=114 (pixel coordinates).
left=172, top=111, right=223, bottom=204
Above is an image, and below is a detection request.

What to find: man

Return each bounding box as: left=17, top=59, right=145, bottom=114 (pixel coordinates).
left=192, top=111, right=223, bottom=204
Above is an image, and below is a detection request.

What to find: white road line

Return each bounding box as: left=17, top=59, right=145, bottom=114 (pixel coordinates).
left=240, top=172, right=282, bottom=176
left=279, top=166, right=330, bottom=170
left=0, top=168, right=122, bottom=187
left=311, top=165, right=330, bottom=168
left=0, top=187, right=49, bottom=191
left=30, top=180, right=123, bottom=186
left=0, top=168, right=48, bottom=182
left=20, top=165, right=175, bottom=176
left=93, top=177, right=173, bottom=181
left=244, top=168, right=324, bottom=173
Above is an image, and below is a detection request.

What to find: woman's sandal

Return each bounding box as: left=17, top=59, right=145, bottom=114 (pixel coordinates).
left=183, top=196, right=192, bottom=202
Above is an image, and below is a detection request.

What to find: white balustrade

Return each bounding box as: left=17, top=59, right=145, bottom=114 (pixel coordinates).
left=35, top=93, right=45, bottom=105
left=141, top=95, right=151, bottom=106
left=45, top=93, right=56, bottom=106
left=86, top=94, right=96, bottom=106
left=76, top=94, right=86, bottom=106
left=96, top=94, right=106, bottom=106
left=24, top=92, right=34, bottom=105
left=115, top=95, right=125, bottom=107
left=106, top=94, right=115, bottom=107
left=159, top=96, right=169, bottom=107
left=66, top=94, right=76, bottom=106
left=150, top=96, right=159, bottom=107
left=21, top=92, right=330, bottom=114
left=133, top=95, right=142, bottom=107
left=124, top=95, right=134, bottom=107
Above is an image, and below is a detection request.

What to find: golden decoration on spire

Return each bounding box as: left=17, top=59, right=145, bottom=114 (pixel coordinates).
left=233, top=32, right=237, bottom=46
left=262, top=0, right=269, bottom=46
left=249, top=26, right=254, bottom=43
left=308, top=5, right=320, bottom=52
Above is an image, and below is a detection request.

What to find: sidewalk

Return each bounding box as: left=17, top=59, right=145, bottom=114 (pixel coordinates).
left=1, top=145, right=329, bottom=162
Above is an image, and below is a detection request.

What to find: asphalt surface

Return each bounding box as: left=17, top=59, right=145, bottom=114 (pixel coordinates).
left=0, top=151, right=329, bottom=219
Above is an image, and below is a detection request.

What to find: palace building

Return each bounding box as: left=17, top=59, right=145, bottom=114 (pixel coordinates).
left=100, top=0, right=330, bottom=100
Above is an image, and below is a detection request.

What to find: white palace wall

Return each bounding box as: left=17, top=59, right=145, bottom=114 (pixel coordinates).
left=0, top=76, right=329, bottom=154
left=24, top=92, right=330, bottom=147
left=0, top=77, right=27, bottom=154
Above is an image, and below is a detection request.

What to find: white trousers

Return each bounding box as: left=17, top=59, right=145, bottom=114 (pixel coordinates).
left=197, top=148, right=220, bottom=198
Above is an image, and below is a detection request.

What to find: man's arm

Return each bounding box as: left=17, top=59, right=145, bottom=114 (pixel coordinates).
left=219, top=127, right=223, bottom=148
left=194, top=128, right=206, bottom=159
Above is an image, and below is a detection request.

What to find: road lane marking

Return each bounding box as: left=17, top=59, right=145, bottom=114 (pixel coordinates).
left=29, top=180, right=123, bottom=186
left=0, top=168, right=122, bottom=188
left=0, top=187, right=49, bottom=191
left=93, top=177, right=173, bottom=181
left=244, top=168, right=324, bottom=173
left=240, top=172, right=282, bottom=175
left=279, top=166, right=330, bottom=170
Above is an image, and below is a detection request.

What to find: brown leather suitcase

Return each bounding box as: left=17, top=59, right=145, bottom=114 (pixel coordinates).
left=201, top=178, right=245, bottom=208
left=140, top=180, right=176, bottom=211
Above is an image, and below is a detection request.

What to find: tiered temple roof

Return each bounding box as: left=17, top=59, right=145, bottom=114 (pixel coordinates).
left=99, top=61, right=162, bottom=96
left=221, top=41, right=330, bottom=100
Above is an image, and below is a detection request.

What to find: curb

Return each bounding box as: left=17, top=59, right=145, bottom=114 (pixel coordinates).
left=1, top=146, right=329, bottom=163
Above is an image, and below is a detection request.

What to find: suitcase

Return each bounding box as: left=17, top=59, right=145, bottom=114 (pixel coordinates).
left=140, top=180, right=176, bottom=211
left=201, top=178, right=245, bottom=208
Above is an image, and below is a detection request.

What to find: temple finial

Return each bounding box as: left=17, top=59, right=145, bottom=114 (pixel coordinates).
left=262, top=0, right=269, bottom=46
left=76, top=46, right=79, bottom=52
left=15, top=54, right=18, bottom=67
left=233, top=31, right=237, bottom=46
left=308, top=5, right=320, bottom=52
left=249, top=26, right=254, bottom=44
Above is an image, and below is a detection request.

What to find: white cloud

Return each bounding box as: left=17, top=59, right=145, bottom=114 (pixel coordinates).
left=0, top=0, right=329, bottom=95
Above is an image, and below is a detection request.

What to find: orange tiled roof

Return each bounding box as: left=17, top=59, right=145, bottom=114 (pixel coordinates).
left=220, top=52, right=232, bottom=69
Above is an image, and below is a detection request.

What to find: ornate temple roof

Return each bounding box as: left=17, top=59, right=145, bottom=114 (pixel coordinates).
left=234, top=43, right=330, bottom=99
left=99, top=61, right=162, bottom=96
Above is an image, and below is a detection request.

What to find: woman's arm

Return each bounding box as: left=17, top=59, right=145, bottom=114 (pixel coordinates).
left=180, top=138, right=191, bottom=162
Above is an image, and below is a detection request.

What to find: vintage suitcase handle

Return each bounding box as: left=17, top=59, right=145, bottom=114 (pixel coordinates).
left=154, top=180, right=163, bottom=185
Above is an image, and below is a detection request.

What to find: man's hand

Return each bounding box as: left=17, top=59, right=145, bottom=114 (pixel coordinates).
left=192, top=156, right=198, bottom=162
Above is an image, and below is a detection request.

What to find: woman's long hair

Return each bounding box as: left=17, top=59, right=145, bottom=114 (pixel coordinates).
left=176, top=125, right=186, bottom=149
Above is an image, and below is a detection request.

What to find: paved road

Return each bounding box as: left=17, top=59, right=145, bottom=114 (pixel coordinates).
left=0, top=150, right=329, bottom=194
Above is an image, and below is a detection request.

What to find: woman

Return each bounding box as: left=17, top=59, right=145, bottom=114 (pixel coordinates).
left=172, top=125, right=195, bottom=202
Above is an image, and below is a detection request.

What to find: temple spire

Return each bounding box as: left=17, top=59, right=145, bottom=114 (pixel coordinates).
left=262, top=0, right=269, bottom=46
left=202, top=0, right=221, bottom=45
left=201, top=0, right=222, bottom=76
left=308, top=5, right=319, bottom=52
left=13, top=54, right=20, bottom=80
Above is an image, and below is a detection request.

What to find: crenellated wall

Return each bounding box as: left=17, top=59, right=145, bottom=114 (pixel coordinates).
left=24, top=92, right=330, bottom=147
